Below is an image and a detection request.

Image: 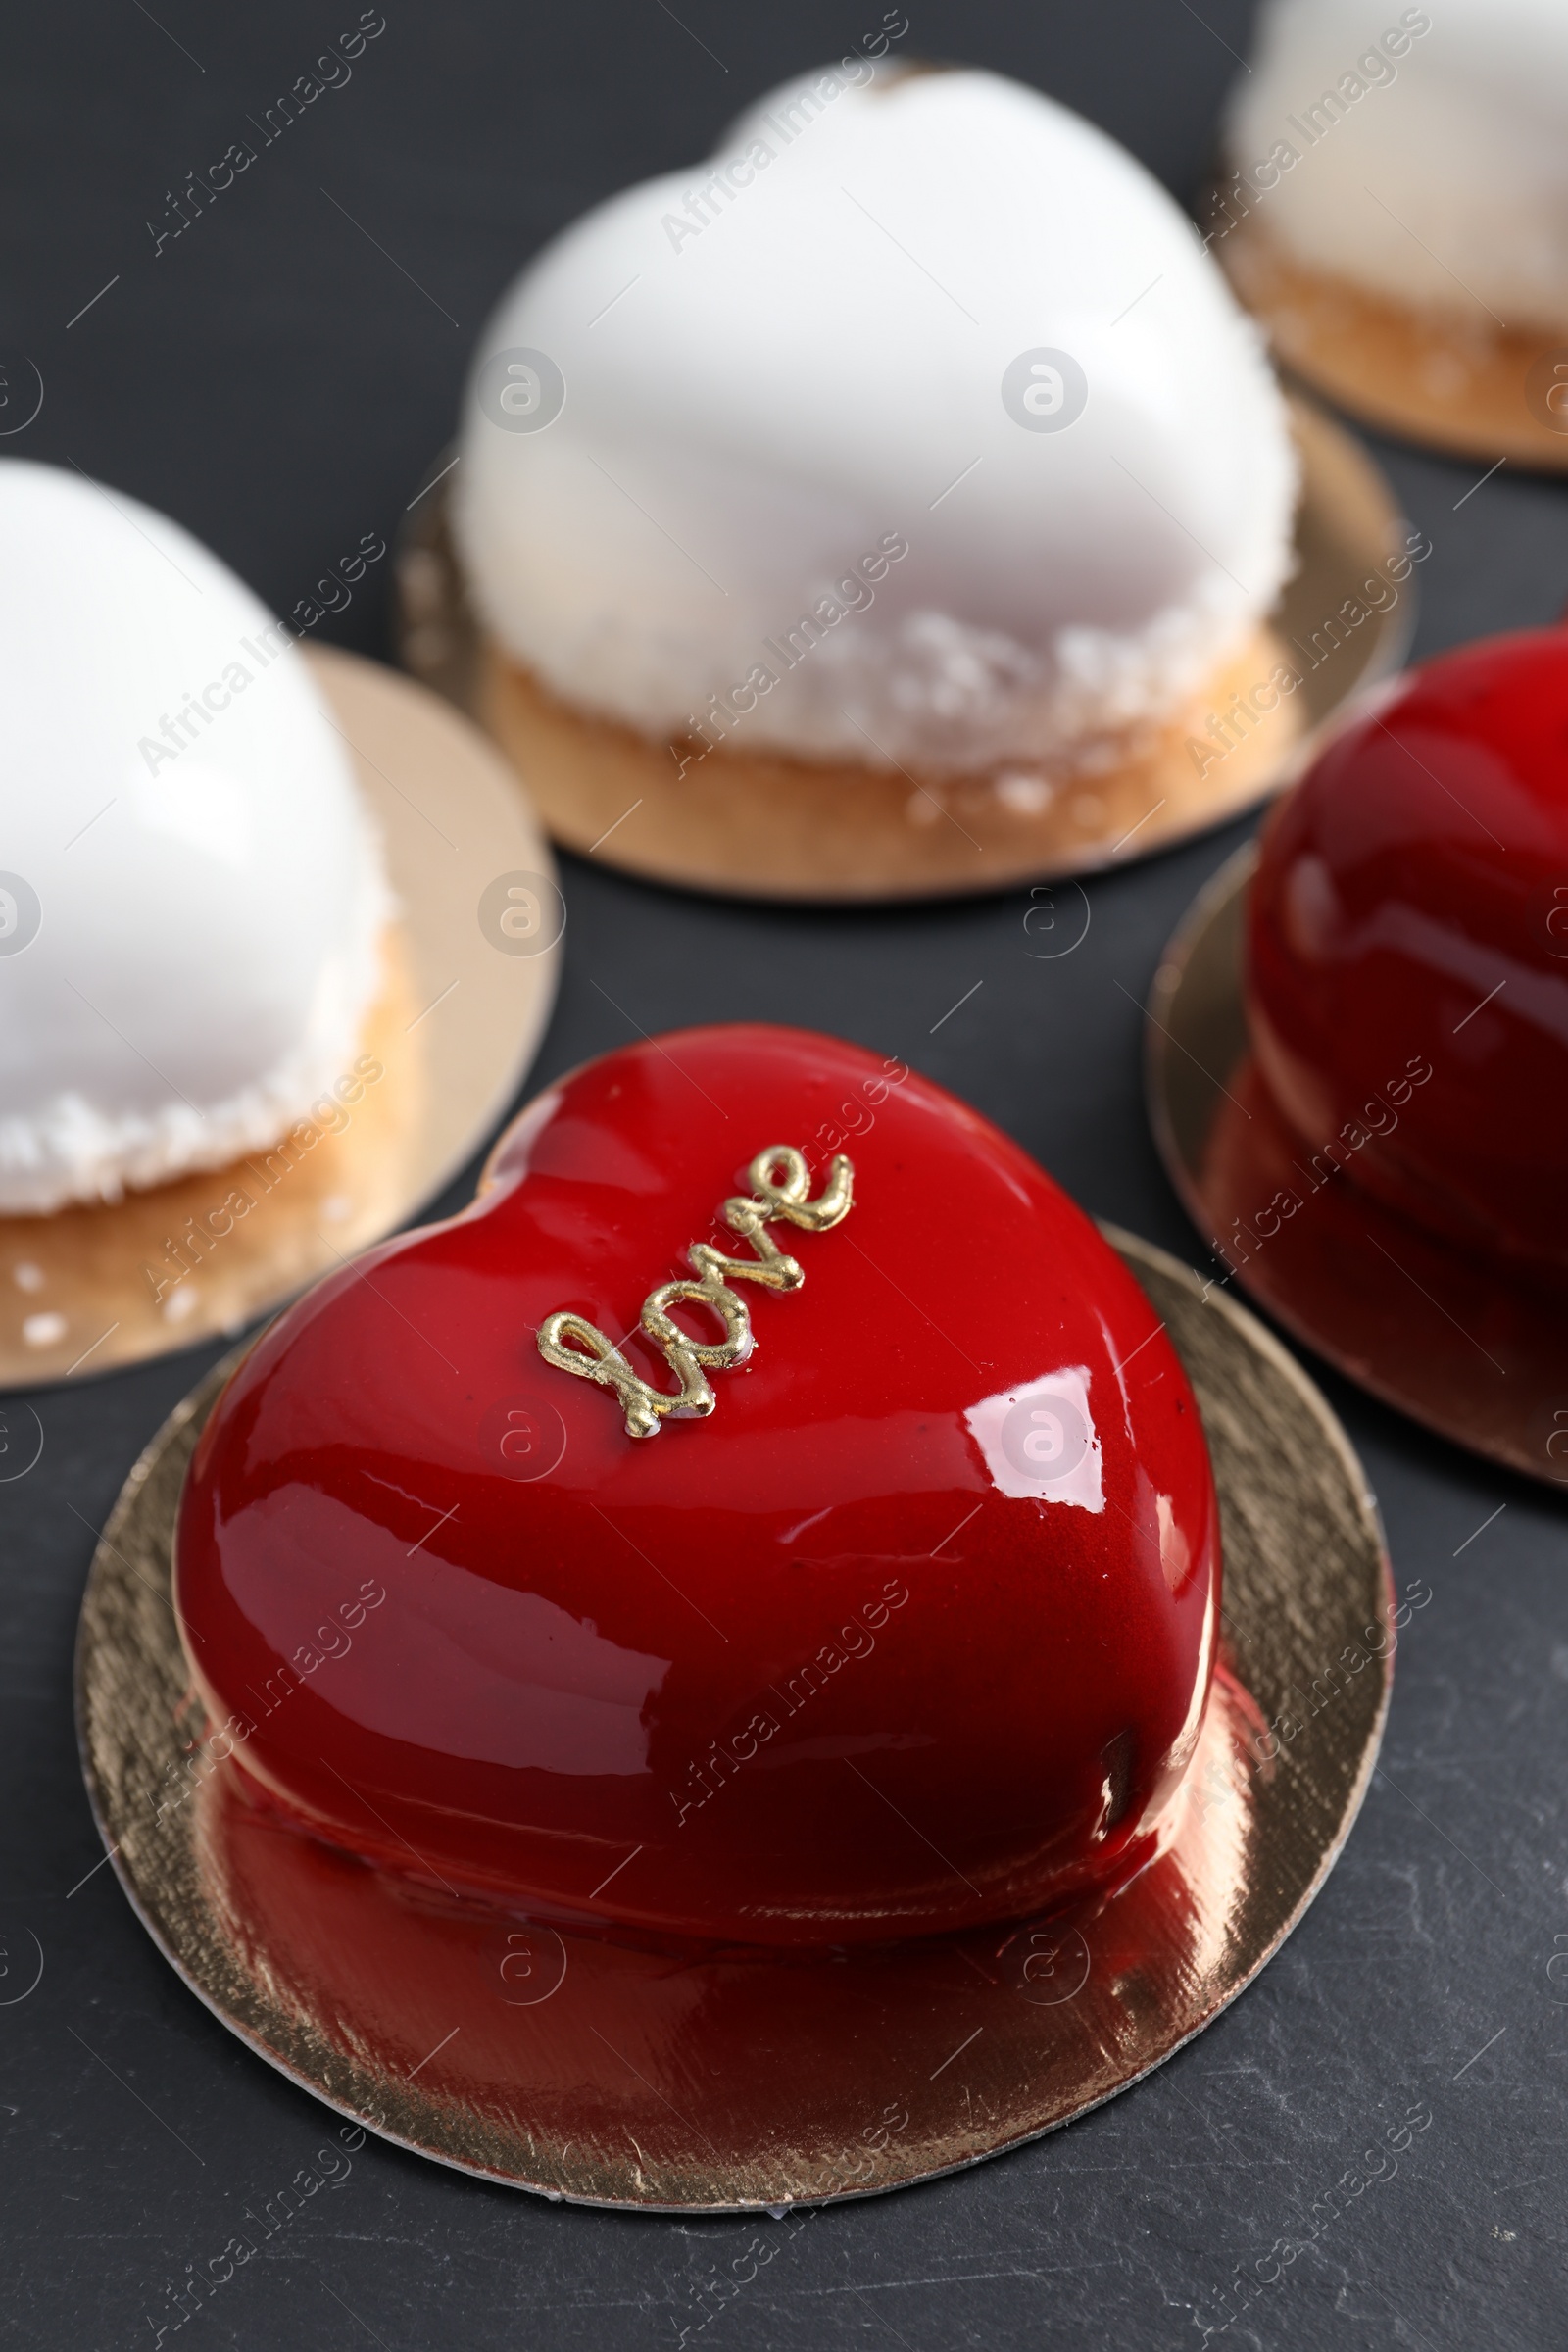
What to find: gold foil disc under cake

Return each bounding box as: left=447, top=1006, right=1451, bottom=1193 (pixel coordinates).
left=75, top=1231, right=1392, bottom=2209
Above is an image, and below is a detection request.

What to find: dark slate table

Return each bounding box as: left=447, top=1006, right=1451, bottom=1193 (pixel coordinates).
left=5, top=3, right=1564, bottom=2345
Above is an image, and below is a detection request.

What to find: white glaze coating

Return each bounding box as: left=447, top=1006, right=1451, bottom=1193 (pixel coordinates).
left=0, top=461, right=390, bottom=1215
left=455, top=65, right=1296, bottom=776
left=1225, top=2, right=1568, bottom=333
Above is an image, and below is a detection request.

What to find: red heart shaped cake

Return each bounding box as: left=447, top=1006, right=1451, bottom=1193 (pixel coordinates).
left=1247, top=628, right=1568, bottom=1278
left=174, top=1025, right=1219, bottom=1946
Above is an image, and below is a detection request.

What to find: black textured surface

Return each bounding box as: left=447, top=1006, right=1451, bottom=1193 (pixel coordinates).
left=4, top=4, right=1566, bottom=2347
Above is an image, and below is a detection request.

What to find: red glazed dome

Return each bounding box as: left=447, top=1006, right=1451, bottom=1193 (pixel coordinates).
left=1248, top=628, right=1568, bottom=1279
left=173, top=1025, right=1219, bottom=1947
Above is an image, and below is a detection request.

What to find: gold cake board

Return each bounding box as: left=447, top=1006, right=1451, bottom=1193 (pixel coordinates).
left=76, top=1230, right=1391, bottom=2209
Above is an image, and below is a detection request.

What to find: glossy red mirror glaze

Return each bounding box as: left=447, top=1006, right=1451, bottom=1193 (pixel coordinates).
left=174, top=1025, right=1218, bottom=1947
left=1248, top=628, right=1568, bottom=1277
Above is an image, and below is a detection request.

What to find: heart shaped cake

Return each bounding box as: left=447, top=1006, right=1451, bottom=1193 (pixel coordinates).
left=437, top=63, right=1300, bottom=894
left=1247, top=627, right=1568, bottom=1278
left=174, top=1025, right=1218, bottom=1946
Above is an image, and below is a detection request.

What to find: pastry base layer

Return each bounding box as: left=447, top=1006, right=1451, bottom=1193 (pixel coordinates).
left=1222, top=216, right=1568, bottom=473
left=0, top=934, right=419, bottom=1384
left=479, top=624, right=1304, bottom=902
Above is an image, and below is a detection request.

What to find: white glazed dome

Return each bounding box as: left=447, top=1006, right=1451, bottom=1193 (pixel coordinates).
left=1225, top=1, right=1568, bottom=334
left=455, top=64, right=1297, bottom=777
left=0, top=460, right=390, bottom=1214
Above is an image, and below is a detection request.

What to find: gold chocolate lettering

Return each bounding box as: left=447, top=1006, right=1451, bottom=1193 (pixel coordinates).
left=538, top=1146, right=854, bottom=1438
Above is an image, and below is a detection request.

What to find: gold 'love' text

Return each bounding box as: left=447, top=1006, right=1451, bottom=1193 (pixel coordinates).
left=537, top=1146, right=854, bottom=1439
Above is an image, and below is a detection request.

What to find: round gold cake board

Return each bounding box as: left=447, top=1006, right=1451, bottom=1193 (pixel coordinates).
left=1147, top=846, right=1568, bottom=1487
left=1220, top=216, right=1568, bottom=475
left=394, top=396, right=1413, bottom=902
left=76, top=1231, right=1393, bottom=2211
left=0, top=649, right=562, bottom=1390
